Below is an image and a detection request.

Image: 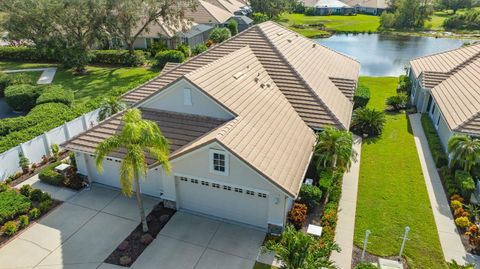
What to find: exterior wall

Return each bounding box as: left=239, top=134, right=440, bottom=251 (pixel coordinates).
left=133, top=38, right=147, bottom=49
left=140, top=79, right=233, bottom=120
left=428, top=102, right=453, bottom=149
left=409, top=69, right=429, bottom=113
left=316, top=7, right=355, bottom=15
left=170, top=142, right=290, bottom=228
left=355, top=6, right=383, bottom=15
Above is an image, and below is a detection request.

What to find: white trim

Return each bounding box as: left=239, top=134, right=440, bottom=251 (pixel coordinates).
left=209, top=149, right=229, bottom=176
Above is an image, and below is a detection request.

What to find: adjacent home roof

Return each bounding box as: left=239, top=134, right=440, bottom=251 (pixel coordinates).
left=230, top=15, right=253, bottom=25
left=316, top=0, right=351, bottom=8
left=63, top=46, right=317, bottom=197
left=122, top=21, right=360, bottom=130
left=135, top=18, right=192, bottom=39
left=204, top=0, right=244, bottom=13
left=340, top=0, right=389, bottom=9
left=410, top=43, right=480, bottom=135
left=186, top=0, right=233, bottom=24
left=178, top=24, right=214, bottom=39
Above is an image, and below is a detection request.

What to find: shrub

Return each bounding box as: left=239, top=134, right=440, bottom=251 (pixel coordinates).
left=209, top=27, right=231, bottom=44
left=380, top=12, right=395, bottom=28
left=386, top=92, right=408, bottom=111
left=2, top=221, right=18, bottom=236
left=192, top=44, right=208, bottom=55
left=0, top=46, right=53, bottom=62
left=39, top=199, right=53, bottom=213
left=0, top=73, right=36, bottom=97
left=0, top=190, right=31, bottom=223
left=353, top=85, right=370, bottom=109
left=147, top=42, right=168, bottom=57
left=39, top=163, right=64, bottom=186
left=451, top=200, right=463, bottom=210
left=176, top=44, right=191, bottom=58
left=421, top=115, right=448, bottom=167
left=398, top=75, right=411, bottom=93
left=351, top=107, right=386, bottom=137
left=288, top=203, right=307, bottom=229
left=318, top=170, right=334, bottom=193
left=455, top=170, right=476, bottom=199
left=29, top=208, right=41, bottom=220
left=19, top=153, right=30, bottom=173
left=19, top=184, right=33, bottom=197
left=451, top=194, right=464, bottom=203
left=298, top=184, right=322, bottom=209
left=154, top=50, right=185, bottom=68
left=4, top=84, right=43, bottom=111
left=252, top=12, right=269, bottom=24
left=18, top=215, right=29, bottom=228
left=444, top=10, right=480, bottom=30
left=90, top=50, right=146, bottom=66
left=0, top=183, right=8, bottom=192
left=355, top=262, right=378, bottom=269
left=29, top=189, right=44, bottom=202
left=227, top=19, right=239, bottom=36
left=455, top=216, right=471, bottom=229
left=305, top=7, right=317, bottom=16
left=36, top=85, right=74, bottom=106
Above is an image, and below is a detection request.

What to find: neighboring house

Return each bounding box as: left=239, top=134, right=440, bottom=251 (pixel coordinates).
left=340, top=0, right=389, bottom=15
left=224, top=15, right=253, bottom=32
left=62, top=22, right=359, bottom=233
left=204, top=0, right=247, bottom=14
left=186, top=0, right=234, bottom=25
left=409, top=43, right=480, bottom=148
left=315, top=0, right=355, bottom=15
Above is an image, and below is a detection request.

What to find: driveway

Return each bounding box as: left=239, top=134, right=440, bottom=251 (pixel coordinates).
left=132, top=211, right=266, bottom=269
left=0, top=184, right=158, bottom=269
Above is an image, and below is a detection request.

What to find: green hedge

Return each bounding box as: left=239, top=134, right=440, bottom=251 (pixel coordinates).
left=36, top=85, right=74, bottom=106
left=0, top=190, right=32, bottom=224
left=90, top=50, right=146, bottom=66
left=0, top=46, right=54, bottom=62
left=39, top=162, right=64, bottom=186
left=0, top=103, right=77, bottom=153
left=439, top=166, right=459, bottom=197
left=0, top=73, right=36, bottom=98
left=353, top=85, right=370, bottom=109
left=421, top=114, right=448, bottom=167
left=455, top=170, right=476, bottom=199
left=4, top=84, right=44, bottom=111
left=154, top=50, right=185, bottom=68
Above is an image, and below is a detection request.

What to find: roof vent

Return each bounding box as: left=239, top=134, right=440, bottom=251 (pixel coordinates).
left=313, top=43, right=316, bottom=48
left=254, top=77, right=259, bottom=83
left=233, top=71, right=244, bottom=80
left=277, top=33, right=282, bottom=36
left=266, top=83, right=271, bottom=88
left=260, top=83, right=265, bottom=88
left=287, top=39, right=292, bottom=43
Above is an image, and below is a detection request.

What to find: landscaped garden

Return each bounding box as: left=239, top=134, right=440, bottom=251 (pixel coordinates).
left=353, top=77, right=446, bottom=268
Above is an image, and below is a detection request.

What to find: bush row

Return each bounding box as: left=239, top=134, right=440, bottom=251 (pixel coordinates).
left=4, top=84, right=44, bottom=111
left=39, top=162, right=64, bottom=186
left=421, top=114, right=448, bottom=167
left=0, top=73, right=36, bottom=97
left=90, top=50, right=146, bottom=66
left=319, top=172, right=343, bottom=244
left=0, top=190, right=31, bottom=223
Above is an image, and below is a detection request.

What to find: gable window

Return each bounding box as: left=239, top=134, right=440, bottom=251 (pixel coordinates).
left=183, top=88, right=192, bottom=106
left=210, top=149, right=229, bottom=175
left=431, top=103, right=436, bottom=116
left=436, top=115, right=441, bottom=128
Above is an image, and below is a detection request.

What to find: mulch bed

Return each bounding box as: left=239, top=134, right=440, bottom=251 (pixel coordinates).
left=351, top=245, right=410, bottom=269
left=0, top=199, right=62, bottom=248
left=104, top=203, right=176, bottom=267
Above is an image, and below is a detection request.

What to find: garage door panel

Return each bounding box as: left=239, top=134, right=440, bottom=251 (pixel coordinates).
left=176, top=176, right=268, bottom=229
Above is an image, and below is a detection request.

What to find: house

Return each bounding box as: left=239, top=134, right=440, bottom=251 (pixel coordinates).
left=62, top=22, right=359, bottom=233
left=409, top=43, right=480, bottom=148
left=315, top=0, right=355, bottom=15
left=185, top=0, right=234, bottom=25
left=340, top=0, right=389, bottom=15
left=224, top=15, right=253, bottom=32
left=204, top=0, right=248, bottom=14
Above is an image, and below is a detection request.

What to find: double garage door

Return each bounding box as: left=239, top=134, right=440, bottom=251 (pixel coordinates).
left=176, top=176, right=269, bottom=229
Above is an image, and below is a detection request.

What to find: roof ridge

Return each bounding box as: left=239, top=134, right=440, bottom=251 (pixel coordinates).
left=449, top=50, right=480, bottom=75
left=411, top=42, right=480, bottom=62
left=257, top=22, right=346, bottom=129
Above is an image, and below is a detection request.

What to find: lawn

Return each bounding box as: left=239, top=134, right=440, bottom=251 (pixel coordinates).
left=277, top=13, right=380, bottom=37
left=353, top=77, right=446, bottom=268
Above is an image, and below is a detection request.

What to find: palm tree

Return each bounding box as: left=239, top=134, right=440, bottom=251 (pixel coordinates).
left=265, top=225, right=339, bottom=269
left=315, top=127, right=357, bottom=172
left=97, top=96, right=127, bottom=121
left=95, top=108, right=170, bottom=232
left=447, top=134, right=480, bottom=173
left=351, top=107, right=386, bottom=137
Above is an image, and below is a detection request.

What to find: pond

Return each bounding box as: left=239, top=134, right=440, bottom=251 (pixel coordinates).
left=315, top=34, right=472, bottom=76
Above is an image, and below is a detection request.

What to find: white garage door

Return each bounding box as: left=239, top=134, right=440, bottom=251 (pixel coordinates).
left=176, top=176, right=269, bottom=229
left=88, top=156, right=122, bottom=189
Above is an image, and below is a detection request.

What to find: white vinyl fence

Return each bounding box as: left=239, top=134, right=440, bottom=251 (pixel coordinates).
left=0, top=109, right=100, bottom=181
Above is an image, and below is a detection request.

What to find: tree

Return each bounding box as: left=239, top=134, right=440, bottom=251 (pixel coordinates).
left=265, top=225, right=339, bottom=269
left=380, top=0, right=434, bottom=29
left=439, top=0, right=472, bottom=14
left=315, top=127, right=357, bottom=172
left=97, top=96, right=127, bottom=122
left=105, top=0, right=197, bottom=54
left=252, top=12, right=269, bottom=24
left=351, top=107, right=386, bottom=137
left=447, top=134, right=480, bottom=172
left=95, top=108, right=171, bottom=232
left=227, top=19, right=239, bottom=36
left=208, top=27, right=231, bottom=44
left=250, top=0, right=298, bottom=19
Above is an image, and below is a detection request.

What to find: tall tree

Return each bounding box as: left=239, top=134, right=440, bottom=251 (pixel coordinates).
left=265, top=225, right=340, bottom=269
left=447, top=134, right=480, bottom=173
left=440, top=0, right=472, bottom=13
left=95, top=108, right=171, bottom=232
left=315, top=127, right=357, bottom=172
left=249, top=0, right=298, bottom=18
left=105, top=0, right=197, bottom=53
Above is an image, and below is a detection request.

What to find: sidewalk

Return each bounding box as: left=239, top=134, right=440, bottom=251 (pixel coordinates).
left=409, top=113, right=480, bottom=267
left=330, top=135, right=362, bottom=269
left=2, top=67, right=57, bottom=84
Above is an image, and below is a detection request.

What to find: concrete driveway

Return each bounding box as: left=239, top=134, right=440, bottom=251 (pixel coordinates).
left=0, top=184, right=158, bottom=269
left=132, top=212, right=266, bottom=269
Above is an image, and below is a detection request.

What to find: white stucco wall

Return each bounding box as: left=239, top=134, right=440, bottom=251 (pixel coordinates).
left=133, top=37, right=147, bottom=49
left=140, top=79, right=233, bottom=120
left=429, top=104, right=453, bottom=150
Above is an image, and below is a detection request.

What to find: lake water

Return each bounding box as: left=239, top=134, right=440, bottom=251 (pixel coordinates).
left=315, top=34, right=471, bottom=76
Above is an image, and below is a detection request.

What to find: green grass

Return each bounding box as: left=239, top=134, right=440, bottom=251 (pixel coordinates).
left=353, top=77, right=446, bottom=269
left=277, top=13, right=380, bottom=37
left=0, top=61, right=159, bottom=106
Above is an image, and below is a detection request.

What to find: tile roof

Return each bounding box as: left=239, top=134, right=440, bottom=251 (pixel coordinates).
left=62, top=109, right=227, bottom=165
left=204, top=0, right=243, bottom=13
left=186, top=0, right=233, bottom=24
left=122, top=21, right=360, bottom=130
left=410, top=43, right=480, bottom=134
left=340, top=0, right=389, bottom=9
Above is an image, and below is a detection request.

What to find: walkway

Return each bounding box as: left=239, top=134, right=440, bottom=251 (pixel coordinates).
left=410, top=113, right=480, bottom=267
left=2, top=67, right=57, bottom=84
left=330, top=135, right=362, bottom=269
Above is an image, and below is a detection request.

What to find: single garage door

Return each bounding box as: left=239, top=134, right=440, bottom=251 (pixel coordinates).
left=88, top=156, right=122, bottom=189
left=176, top=176, right=269, bottom=229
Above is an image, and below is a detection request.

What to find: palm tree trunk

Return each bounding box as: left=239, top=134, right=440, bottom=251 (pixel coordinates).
left=134, top=174, right=149, bottom=233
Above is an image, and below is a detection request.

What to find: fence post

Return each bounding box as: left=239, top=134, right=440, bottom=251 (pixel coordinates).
left=64, top=122, right=71, bottom=140
left=43, top=132, right=51, bottom=155
left=19, top=143, right=27, bottom=159
left=82, top=114, right=89, bottom=130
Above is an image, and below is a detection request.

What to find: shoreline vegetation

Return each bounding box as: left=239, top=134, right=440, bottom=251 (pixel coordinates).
left=277, top=12, right=480, bottom=39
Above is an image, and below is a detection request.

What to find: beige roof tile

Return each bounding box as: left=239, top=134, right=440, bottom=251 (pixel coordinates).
left=204, top=0, right=243, bottom=13
left=186, top=0, right=233, bottom=24
left=340, top=0, right=388, bottom=9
